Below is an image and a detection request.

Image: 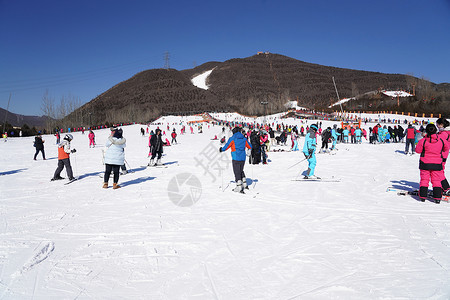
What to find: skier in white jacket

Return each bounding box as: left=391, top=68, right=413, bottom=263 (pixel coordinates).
left=103, top=127, right=126, bottom=189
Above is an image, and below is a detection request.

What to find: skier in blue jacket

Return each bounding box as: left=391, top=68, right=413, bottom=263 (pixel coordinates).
left=220, top=127, right=252, bottom=192
left=303, top=124, right=319, bottom=179
left=331, top=124, right=338, bottom=150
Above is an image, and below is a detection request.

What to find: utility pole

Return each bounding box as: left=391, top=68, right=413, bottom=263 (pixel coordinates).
left=164, top=51, right=170, bottom=69
left=332, top=77, right=344, bottom=119
left=261, top=101, right=268, bottom=125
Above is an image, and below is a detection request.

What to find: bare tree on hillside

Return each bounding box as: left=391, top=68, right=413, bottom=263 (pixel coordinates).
left=41, top=90, right=56, bottom=132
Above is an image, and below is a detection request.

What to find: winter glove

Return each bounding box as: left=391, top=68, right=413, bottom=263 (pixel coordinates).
left=219, top=147, right=223, bottom=153
left=304, top=153, right=309, bottom=159
left=308, top=149, right=314, bottom=155
left=71, top=149, right=77, bottom=153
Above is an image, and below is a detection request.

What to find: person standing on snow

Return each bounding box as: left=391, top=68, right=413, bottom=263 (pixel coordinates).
left=33, top=132, right=46, bottom=160
left=415, top=124, right=449, bottom=203
left=331, top=124, right=338, bottom=150
left=404, top=124, right=416, bottom=154
left=355, top=126, right=362, bottom=143
left=51, top=134, right=76, bottom=182
left=171, top=128, right=177, bottom=144
left=320, top=127, right=331, bottom=152
left=148, top=128, right=164, bottom=166
left=88, top=130, right=95, bottom=148
left=342, top=127, right=349, bottom=143
left=303, top=124, right=319, bottom=179
left=220, top=127, right=252, bottom=193
left=436, top=117, right=450, bottom=195
left=103, top=128, right=126, bottom=189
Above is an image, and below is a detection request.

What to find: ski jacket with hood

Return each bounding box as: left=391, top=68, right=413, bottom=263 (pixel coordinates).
left=415, top=134, right=449, bottom=170
left=303, top=129, right=317, bottom=155
left=104, top=136, right=126, bottom=166
left=221, top=131, right=252, bottom=161
left=438, top=129, right=450, bottom=162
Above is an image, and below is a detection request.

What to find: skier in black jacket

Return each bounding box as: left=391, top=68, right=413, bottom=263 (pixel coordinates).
left=148, top=128, right=164, bottom=166
left=33, top=133, right=46, bottom=160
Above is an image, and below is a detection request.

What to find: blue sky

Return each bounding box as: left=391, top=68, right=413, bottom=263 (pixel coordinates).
left=1, top=0, right=449, bottom=116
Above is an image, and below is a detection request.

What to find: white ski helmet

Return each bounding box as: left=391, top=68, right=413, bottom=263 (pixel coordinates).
left=64, top=134, right=73, bottom=141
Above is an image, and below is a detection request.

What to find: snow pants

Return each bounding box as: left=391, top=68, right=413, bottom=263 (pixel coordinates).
left=306, top=154, right=317, bottom=176
left=89, top=139, right=95, bottom=146
left=419, top=169, right=442, bottom=200
left=232, top=160, right=246, bottom=182
left=292, top=140, right=299, bottom=151
left=34, top=148, right=46, bottom=160
left=442, top=162, right=449, bottom=191
left=405, top=138, right=415, bottom=153
left=54, top=158, right=73, bottom=180
left=331, top=139, right=336, bottom=149
left=343, top=135, right=348, bottom=143
left=105, top=164, right=120, bottom=184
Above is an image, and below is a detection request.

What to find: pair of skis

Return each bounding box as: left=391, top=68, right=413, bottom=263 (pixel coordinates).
left=386, top=187, right=449, bottom=202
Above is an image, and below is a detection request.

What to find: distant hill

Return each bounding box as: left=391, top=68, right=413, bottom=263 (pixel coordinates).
left=0, top=107, right=49, bottom=128
left=67, top=53, right=449, bottom=125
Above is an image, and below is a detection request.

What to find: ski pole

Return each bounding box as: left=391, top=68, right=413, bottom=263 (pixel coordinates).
left=124, top=159, right=133, bottom=172
left=73, top=153, right=78, bottom=178
left=287, top=155, right=310, bottom=170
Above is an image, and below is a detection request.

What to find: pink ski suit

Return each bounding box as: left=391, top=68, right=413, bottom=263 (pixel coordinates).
left=88, top=132, right=95, bottom=146
left=437, top=130, right=450, bottom=191
left=415, top=133, right=449, bottom=200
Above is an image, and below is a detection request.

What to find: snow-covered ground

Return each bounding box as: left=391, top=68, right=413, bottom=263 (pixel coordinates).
left=191, top=70, right=214, bottom=90
left=1, top=114, right=450, bottom=299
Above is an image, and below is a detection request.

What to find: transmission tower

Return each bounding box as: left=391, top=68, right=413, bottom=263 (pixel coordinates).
left=164, top=51, right=170, bottom=69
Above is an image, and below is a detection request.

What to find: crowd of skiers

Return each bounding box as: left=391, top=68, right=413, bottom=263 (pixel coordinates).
left=26, top=115, right=450, bottom=201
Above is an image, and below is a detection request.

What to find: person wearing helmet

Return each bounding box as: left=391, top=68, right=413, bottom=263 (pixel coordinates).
left=51, top=134, right=76, bottom=181
left=302, top=124, right=319, bottom=179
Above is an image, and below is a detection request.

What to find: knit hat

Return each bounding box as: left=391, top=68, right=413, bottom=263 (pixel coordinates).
left=425, top=124, right=437, bottom=136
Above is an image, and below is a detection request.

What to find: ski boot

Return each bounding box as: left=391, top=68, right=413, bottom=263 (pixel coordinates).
left=155, top=158, right=163, bottom=166
left=242, top=177, right=249, bottom=190
left=233, top=180, right=244, bottom=193
left=148, top=159, right=154, bottom=166
left=51, top=176, right=65, bottom=181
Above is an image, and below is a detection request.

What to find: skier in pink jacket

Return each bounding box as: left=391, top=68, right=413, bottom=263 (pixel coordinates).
left=436, top=118, right=450, bottom=194
left=415, top=124, right=449, bottom=203
left=88, top=130, right=96, bottom=148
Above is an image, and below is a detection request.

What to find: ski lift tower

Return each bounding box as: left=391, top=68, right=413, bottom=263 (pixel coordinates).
left=261, top=101, right=268, bottom=125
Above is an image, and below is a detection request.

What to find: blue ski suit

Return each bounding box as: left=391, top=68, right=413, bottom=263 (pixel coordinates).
left=303, top=129, right=317, bottom=176
left=343, top=129, right=349, bottom=143
left=331, top=129, right=338, bottom=149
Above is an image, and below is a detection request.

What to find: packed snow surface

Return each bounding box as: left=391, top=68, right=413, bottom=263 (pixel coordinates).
left=191, top=69, right=213, bottom=90
left=1, top=114, right=450, bottom=299
left=382, top=90, right=413, bottom=97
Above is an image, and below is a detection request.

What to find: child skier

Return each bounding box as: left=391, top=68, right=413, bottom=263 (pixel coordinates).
left=219, top=127, right=252, bottom=193
left=303, top=124, right=319, bottom=179
left=171, top=129, right=177, bottom=144
left=51, top=134, right=76, bottom=182
left=415, top=124, right=449, bottom=203
left=88, top=130, right=95, bottom=148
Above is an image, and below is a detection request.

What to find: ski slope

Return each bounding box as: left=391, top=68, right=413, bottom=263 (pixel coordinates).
left=0, top=114, right=449, bottom=299
left=191, top=69, right=213, bottom=90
